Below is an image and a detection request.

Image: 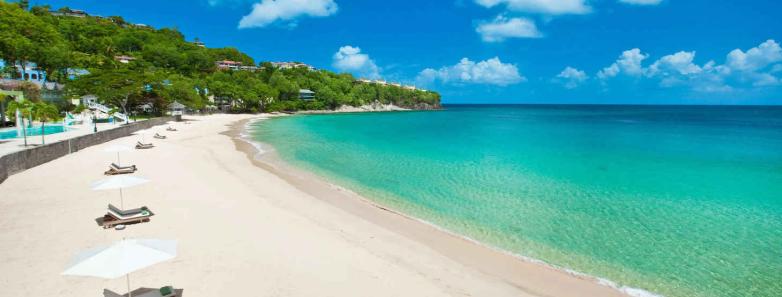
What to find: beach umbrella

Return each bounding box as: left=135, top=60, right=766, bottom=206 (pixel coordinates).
left=103, top=144, right=132, bottom=166
left=91, top=175, right=149, bottom=209
left=62, top=238, right=177, bottom=297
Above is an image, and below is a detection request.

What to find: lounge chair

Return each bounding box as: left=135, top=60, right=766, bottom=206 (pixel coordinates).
left=108, top=204, right=147, bottom=216
left=103, top=286, right=183, bottom=297
left=154, top=133, right=167, bottom=139
left=136, top=141, right=154, bottom=149
left=166, top=126, right=177, bottom=132
left=104, top=166, right=135, bottom=175
left=98, top=204, right=154, bottom=229
left=112, top=163, right=137, bottom=171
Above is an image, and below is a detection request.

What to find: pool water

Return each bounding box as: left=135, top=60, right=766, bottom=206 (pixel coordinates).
left=0, top=125, right=67, bottom=140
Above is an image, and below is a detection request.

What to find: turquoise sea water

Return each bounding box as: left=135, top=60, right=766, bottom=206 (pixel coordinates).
left=249, top=105, right=782, bottom=297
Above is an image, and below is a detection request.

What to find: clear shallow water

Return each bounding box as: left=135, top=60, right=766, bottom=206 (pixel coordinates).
left=250, top=105, right=782, bottom=297
left=0, top=125, right=66, bottom=139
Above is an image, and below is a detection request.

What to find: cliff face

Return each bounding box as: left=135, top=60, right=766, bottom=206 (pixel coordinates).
left=296, top=101, right=441, bottom=114
left=335, top=103, right=407, bottom=112
left=342, top=100, right=441, bottom=112
left=406, top=102, right=441, bottom=110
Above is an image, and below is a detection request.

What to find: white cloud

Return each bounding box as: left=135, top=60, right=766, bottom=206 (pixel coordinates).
left=238, top=0, right=338, bottom=29
left=476, top=16, right=542, bottom=42
left=556, top=66, right=588, bottom=89
left=647, top=51, right=702, bottom=76
left=474, top=0, right=591, bottom=15
left=618, top=0, right=663, bottom=5
left=598, top=48, right=649, bottom=79
left=417, top=57, right=524, bottom=86
left=593, top=39, right=782, bottom=92
left=725, top=39, right=782, bottom=72
left=332, top=46, right=380, bottom=79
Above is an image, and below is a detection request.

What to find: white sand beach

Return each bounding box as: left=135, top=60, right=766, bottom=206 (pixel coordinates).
left=0, top=114, right=627, bottom=297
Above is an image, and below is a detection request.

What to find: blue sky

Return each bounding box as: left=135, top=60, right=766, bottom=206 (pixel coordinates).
left=31, top=0, right=782, bottom=105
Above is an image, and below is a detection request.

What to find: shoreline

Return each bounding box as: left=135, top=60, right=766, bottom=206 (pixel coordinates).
left=294, top=102, right=441, bottom=114
left=232, top=116, right=638, bottom=297
left=0, top=114, right=643, bottom=297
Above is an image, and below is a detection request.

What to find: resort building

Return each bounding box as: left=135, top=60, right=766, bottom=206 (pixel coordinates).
left=215, top=61, right=258, bottom=72
left=299, top=89, right=316, bottom=101
left=50, top=8, right=88, bottom=17
left=215, top=60, right=242, bottom=71
left=270, top=62, right=316, bottom=71
left=168, top=101, right=186, bottom=116
left=0, top=61, right=47, bottom=83
left=354, top=78, right=424, bottom=91
left=193, top=41, right=206, bottom=48
left=114, top=55, right=136, bottom=64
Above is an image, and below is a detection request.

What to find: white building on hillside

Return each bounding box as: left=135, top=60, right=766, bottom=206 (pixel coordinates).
left=271, top=62, right=316, bottom=71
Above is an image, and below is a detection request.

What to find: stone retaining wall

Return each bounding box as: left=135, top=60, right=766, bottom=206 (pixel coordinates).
left=0, top=117, right=173, bottom=184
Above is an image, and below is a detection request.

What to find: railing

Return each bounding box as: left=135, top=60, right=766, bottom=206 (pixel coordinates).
left=87, top=101, right=128, bottom=123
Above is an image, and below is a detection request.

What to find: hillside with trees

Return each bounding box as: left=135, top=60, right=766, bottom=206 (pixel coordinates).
left=0, top=1, right=441, bottom=114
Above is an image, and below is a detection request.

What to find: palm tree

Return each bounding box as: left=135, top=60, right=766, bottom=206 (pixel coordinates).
left=32, top=102, right=59, bottom=145
left=0, top=94, right=7, bottom=127
left=6, top=100, right=33, bottom=146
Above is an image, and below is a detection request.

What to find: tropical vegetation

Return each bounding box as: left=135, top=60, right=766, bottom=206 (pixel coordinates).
left=0, top=0, right=440, bottom=114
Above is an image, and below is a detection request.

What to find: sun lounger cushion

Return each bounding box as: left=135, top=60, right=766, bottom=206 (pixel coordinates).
left=107, top=205, right=151, bottom=220
left=108, top=204, right=148, bottom=216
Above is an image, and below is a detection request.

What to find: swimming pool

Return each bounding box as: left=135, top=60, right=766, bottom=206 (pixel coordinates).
left=0, top=125, right=67, bottom=140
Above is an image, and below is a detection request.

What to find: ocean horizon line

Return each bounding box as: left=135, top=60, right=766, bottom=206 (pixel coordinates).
left=442, top=102, right=782, bottom=107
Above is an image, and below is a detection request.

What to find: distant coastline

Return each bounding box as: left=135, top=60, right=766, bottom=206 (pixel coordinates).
left=295, top=102, right=441, bottom=114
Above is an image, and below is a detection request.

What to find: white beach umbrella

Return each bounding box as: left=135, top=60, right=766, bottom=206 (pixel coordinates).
left=91, top=175, right=149, bottom=209
left=62, top=238, right=177, bottom=297
left=103, top=144, right=132, bottom=166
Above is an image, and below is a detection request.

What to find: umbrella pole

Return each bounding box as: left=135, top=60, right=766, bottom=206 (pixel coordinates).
left=117, top=152, right=121, bottom=167
left=119, top=188, right=124, bottom=209
left=127, top=273, right=132, bottom=297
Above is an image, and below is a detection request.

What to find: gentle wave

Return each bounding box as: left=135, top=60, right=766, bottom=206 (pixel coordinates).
left=247, top=106, right=782, bottom=297
left=241, top=117, right=664, bottom=297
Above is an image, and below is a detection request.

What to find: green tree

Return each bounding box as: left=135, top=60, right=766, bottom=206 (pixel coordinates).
left=269, top=71, right=298, bottom=101
left=67, top=68, right=154, bottom=118
left=0, top=94, right=7, bottom=127
left=0, top=2, right=62, bottom=79
left=18, top=0, right=29, bottom=10
left=31, top=102, right=59, bottom=144
left=160, top=75, right=203, bottom=109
